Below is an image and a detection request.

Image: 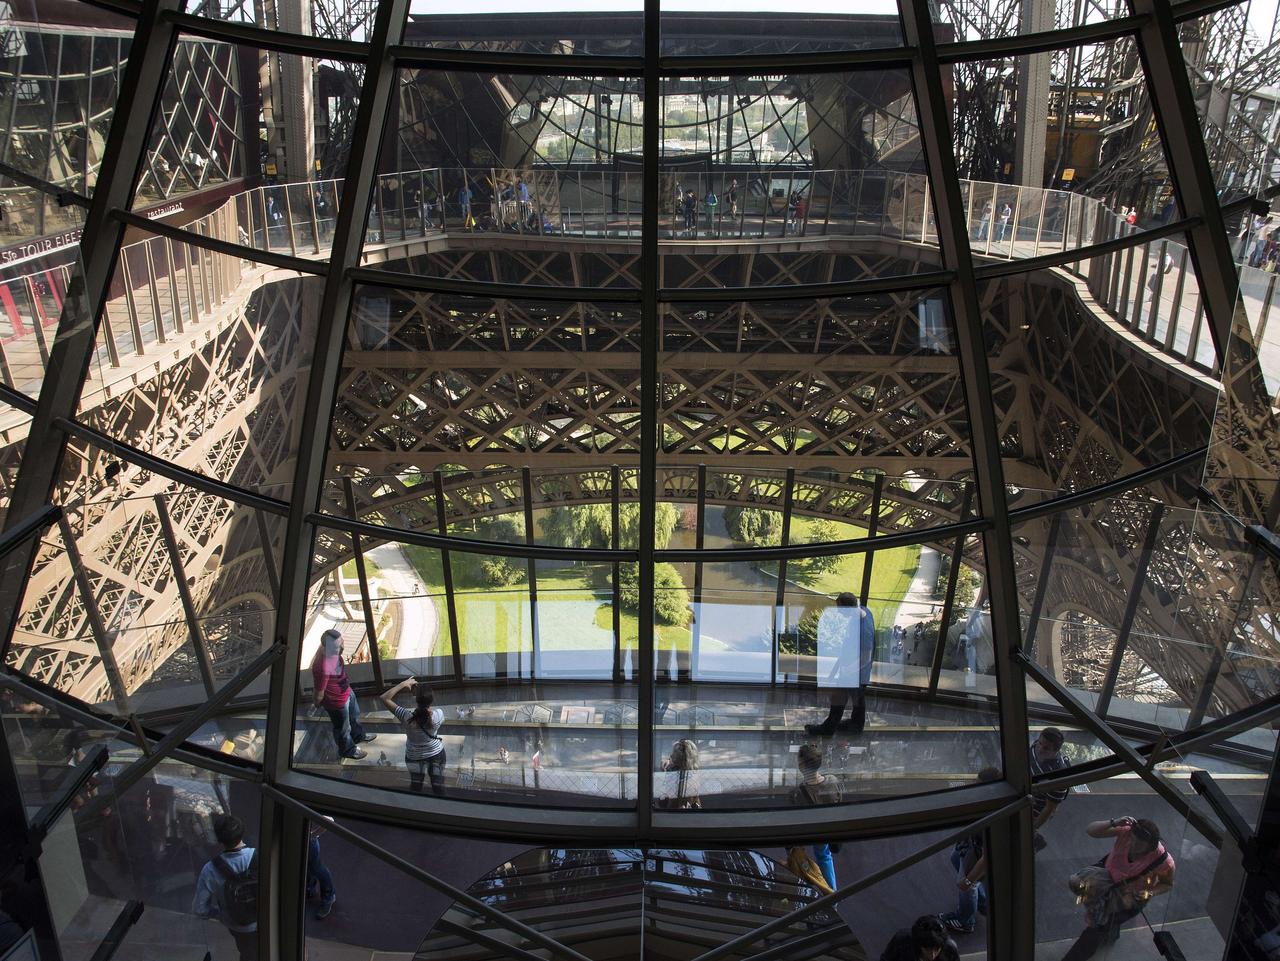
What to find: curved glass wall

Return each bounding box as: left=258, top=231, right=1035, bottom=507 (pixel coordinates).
left=0, top=1, right=1277, bottom=960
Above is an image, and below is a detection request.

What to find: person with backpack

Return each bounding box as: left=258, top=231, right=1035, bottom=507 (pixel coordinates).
left=193, top=814, right=258, bottom=960
left=1061, top=817, right=1175, bottom=961
left=704, top=188, right=718, bottom=230
left=380, top=676, right=446, bottom=794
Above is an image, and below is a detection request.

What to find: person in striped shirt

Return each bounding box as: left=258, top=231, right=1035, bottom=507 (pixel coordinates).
left=1030, top=726, right=1069, bottom=849
left=380, top=677, right=447, bottom=795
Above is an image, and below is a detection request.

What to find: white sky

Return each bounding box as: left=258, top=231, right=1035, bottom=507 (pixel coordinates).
left=407, top=0, right=1280, bottom=46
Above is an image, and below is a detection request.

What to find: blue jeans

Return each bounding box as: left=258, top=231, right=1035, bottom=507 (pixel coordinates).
left=326, top=696, right=365, bottom=757
left=307, top=836, right=335, bottom=904
left=951, top=848, right=986, bottom=926
left=812, top=844, right=837, bottom=891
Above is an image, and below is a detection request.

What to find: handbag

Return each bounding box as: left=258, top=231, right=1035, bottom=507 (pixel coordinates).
left=787, top=846, right=833, bottom=895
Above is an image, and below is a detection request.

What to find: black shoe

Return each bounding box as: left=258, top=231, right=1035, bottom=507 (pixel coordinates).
left=805, top=723, right=836, bottom=737
left=342, top=748, right=367, bottom=760
left=359, top=733, right=377, bottom=743
left=835, top=720, right=864, bottom=734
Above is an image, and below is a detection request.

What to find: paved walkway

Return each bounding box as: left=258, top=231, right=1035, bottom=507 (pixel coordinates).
left=364, top=542, right=438, bottom=661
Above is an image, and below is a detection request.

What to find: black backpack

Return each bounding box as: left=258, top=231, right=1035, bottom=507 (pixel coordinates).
left=213, top=850, right=258, bottom=928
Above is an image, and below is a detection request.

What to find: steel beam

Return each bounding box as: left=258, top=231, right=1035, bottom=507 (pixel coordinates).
left=637, top=0, right=659, bottom=830
left=260, top=4, right=410, bottom=959
left=153, top=494, right=217, bottom=697
left=1018, top=652, right=1224, bottom=846
left=1130, top=0, right=1240, bottom=363
left=900, top=2, right=1037, bottom=957
left=0, top=0, right=184, bottom=658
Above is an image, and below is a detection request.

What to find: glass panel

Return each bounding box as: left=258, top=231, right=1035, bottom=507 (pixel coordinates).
left=184, top=0, right=372, bottom=43
left=366, top=70, right=649, bottom=262
left=130, top=36, right=244, bottom=210
left=6, top=465, right=281, bottom=714
left=662, top=292, right=972, bottom=482
left=655, top=543, right=1001, bottom=809
left=660, top=2, right=903, bottom=55
left=660, top=70, right=936, bottom=258
left=950, top=38, right=1181, bottom=264
left=1180, top=8, right=1279, bottom=201
left=939, top=0, right=1135, bottom=40
left=836, top=825, right=994, bottom=959
left=402, top=2, right=644, bottom=55
left=4, top=707, right=264, bottom=961
left=324, top=287, right=641, bottom=539
left=74, top=226, right=322, bottom=498
left=978, top=261, right=1215, bottom=500
left=0, top=2, right=132, bottom=218
left=1032, top=757, right=1231, bottom=961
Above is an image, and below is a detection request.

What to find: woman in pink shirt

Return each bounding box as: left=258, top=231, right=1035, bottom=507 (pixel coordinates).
left=310, top=630, right=375, bottom=759
left=1062, top=816, right=1175, bottom=960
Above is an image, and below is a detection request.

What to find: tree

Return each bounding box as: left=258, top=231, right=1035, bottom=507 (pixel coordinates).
left=618, top=562, right=690, bottom=626
left=452, top=513, right=526, bottom=587
left=780, top=608, right=822, bottom=656
left=793, top=518, right=841, bottom=582
left=539, top=502, right=678, bottom=551
left=723, top=506, right=782, bottom=547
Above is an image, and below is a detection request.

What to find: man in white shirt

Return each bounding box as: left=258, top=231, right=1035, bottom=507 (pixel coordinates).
left=806, top=592, right=876, bottom=736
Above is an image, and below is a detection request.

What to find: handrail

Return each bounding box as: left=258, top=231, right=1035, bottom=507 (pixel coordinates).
left=0, top=163, right=1252, bottom=393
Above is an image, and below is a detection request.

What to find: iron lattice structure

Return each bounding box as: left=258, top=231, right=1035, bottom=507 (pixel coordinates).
left=937, top=0, right=1280, bottom=206
left=0, top=3, right=1278, bottom=961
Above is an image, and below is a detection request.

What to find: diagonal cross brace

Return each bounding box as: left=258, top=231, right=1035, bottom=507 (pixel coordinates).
left=262, top=784, right=596, bottom=961
left=79, top=641, right=284, bottom=819
left=1017, top=652, right=1223, bottom=847
left=688, top=794, right=1032, bottom=961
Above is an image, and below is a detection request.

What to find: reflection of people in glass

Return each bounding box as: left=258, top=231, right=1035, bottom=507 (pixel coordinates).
left=806, top=593, right=874, bottom=736
left=1062, top=817, right=1175, bottom=961
left=656, top=739, right=701, bottom=809
left=940, top=766, right=999, bottom=935
left=791, top=744, right=843, bottom=889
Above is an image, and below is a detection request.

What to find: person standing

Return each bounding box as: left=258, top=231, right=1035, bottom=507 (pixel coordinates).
left=704, top=188, right=718, bottom=231
left=311, top=629, right=374, bottom=760
left=306, top=818, right=336, bottom=920
left=193, top=814, right=258, bottom=961
left=1029, top=727, right=1068, bottom=848
left=458, top=181, right=474, bottom=230
left=806, top=592, right=875, bottom=736
left=727, top=179, right=739, bottom=218
left=791, top=744, right=843, bottom=890
left=940, top=767, right=1000, bottom=934
left=1061, top=817, right=1175, bottom=961
left=975, top=200, right=992, bottom=241
left=657, top=739, right=700, bottom=809
left=684, top=190, right=698, bottom=231
left=380, top=677, right=447, bottom=794
left=996, top=202, right=1012, bottom=242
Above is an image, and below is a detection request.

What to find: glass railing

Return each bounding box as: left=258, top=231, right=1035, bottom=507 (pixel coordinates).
left=0, top=166, right=1239, bottom=398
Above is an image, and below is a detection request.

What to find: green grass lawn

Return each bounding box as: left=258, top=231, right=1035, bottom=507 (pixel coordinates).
left=401, top=517, right=922, bottom=658
left=786, top=516, right=921, bottom=629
